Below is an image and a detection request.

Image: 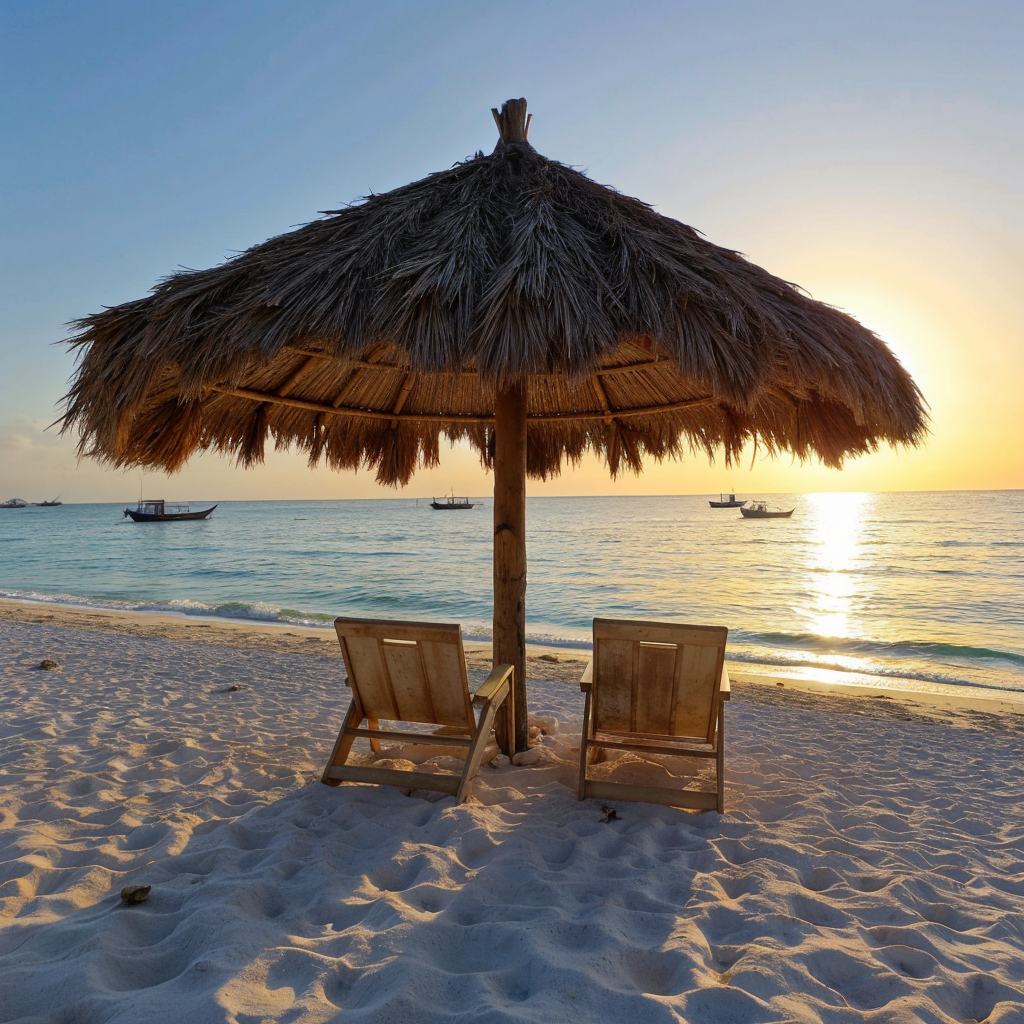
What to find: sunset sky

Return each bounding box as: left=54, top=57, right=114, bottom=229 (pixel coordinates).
left=2, top=0, right=1020, bottom=502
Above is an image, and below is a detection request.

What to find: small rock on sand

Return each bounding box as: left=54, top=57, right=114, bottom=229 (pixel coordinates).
left=120, top=885, right=151, bottom=905
left=37, top=659, right=61, bottom=671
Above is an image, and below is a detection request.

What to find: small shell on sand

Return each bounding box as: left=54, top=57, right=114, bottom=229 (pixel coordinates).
left=531, top=715, right=559, bottom=735
left=511, top=746, right=542, bottom=766
left=120, top=885, right=151, bottom=905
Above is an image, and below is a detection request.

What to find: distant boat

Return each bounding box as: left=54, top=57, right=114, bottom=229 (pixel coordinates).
left=1, top=497, right=29, bottom=509
left=124, top=500, right=217, bottom=522
left=740, top=500, right=795, bottom=519
left=32, top=497, right=62, bottom=507
left=430, top=493, right=475, bottom=510
left=709, top=492, right=746, bottom=508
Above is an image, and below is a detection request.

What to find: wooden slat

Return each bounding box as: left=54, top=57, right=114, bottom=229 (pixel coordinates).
left=592, top=375, right=613, bottom=424
left=330, top=369, right=359, bottom=409
left=587, top=736, right=717, bottom=758
left=720, top=664, right=731, bottom=700
left=324, top=765, right=460, bottom=794
left=595, top=360, right=662, bottom=378
left=594, top=638, right=633, bottom=732
left=340, top=635, right=399, bottom=720
left=595, top=618, right=727, bottom=647
left=335, top=617, right=461, bottom=644
left=382, top=640, right=435, bottom=723
left=582, top=780, right=718, bottom=811
left=420, top=640, right=474, bottom=729
left=672, top=643, right=721, bottom=740
left=474, top=663, right=513, bottom=703
left=580, top=660, right=593, bottom=689
left=345, top=727, right=472, bottom=747
left=277, top=354, right=318, bottom=397
left=635, top=641, right=677, bottom=734
left=391, top=372, right=417, bottom=419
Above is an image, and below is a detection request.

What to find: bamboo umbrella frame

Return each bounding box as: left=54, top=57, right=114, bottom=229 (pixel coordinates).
left=61, top=99, right=927, bottom=753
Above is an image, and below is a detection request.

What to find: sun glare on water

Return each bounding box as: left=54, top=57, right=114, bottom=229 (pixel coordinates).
left=802, top=492, right=874, bottom=647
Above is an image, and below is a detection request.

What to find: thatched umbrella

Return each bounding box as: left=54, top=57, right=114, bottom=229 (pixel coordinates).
left=62, top=98, right=926, bottom=752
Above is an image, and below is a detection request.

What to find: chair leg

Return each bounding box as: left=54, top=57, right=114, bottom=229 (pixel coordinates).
left=456, top=693, right=505, bottom=804
left=321, top=704, right=361, bottom=785
left=577, top=689, right=592, bottom=801
left=366, top=717, right=382, bottom=755
left=716, top=701, right=725, bottom=813
left=503, top=683, right=516, bottom=755
left=491, top=675, right=515, bottom=756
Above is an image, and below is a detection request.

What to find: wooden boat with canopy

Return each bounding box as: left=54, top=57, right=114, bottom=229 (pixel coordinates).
left=431, top=494, right=475, bottom=510
left=124, top=500, right=217, bottom=522
left=739, top=500, right=794, bottom=519
left=709, top=492, right=745, bottom=508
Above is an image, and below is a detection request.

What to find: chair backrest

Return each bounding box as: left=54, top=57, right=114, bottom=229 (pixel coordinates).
left=592, top=618, right=727, bottom=744
left=334, top=617, right=476, bottom=731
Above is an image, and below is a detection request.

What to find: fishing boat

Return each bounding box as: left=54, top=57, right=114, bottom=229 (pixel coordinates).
left=740, top=500, right=795, bottom=519
left=32, top=497, right=62, bottom=507
left=1, top=497, right=29, bottom=509
left=430, top=494, right=475, bottom=510
left=124, top=500, right=217, bottom=522
left=709, top=492, right=746, bottom=508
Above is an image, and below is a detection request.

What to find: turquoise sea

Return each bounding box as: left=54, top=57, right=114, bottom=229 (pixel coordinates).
left=1, top=491, right=1021, bottom=701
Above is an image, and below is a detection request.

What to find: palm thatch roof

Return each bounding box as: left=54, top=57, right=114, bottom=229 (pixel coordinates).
left=61, top=99, right=926, bottom=485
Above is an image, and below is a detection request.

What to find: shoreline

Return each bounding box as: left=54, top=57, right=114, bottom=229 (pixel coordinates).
left=4, top=595, right=1023, bottom=718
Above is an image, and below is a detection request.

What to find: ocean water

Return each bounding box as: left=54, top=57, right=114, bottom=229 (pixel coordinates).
left=1, top=492, right=1021, bottom=701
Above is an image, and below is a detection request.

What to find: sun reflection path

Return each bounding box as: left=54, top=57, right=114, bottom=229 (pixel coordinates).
left=802, top=492, right=873, bottom=642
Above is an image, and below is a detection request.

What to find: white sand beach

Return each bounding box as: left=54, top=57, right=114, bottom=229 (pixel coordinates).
left=2, top=601, right=1024, bottom=1023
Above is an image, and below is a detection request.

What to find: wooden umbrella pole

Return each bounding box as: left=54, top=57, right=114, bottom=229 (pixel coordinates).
left=492, top=380, right=529, bottom=754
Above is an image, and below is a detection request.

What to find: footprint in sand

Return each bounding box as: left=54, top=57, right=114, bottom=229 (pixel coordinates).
left=800, top=866, right=845, bottom=892
left=803, top=947, right=912, bottom=1010
left=870, top=943, right=937, bottom=979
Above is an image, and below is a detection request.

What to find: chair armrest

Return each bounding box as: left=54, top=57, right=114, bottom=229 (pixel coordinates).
left=473, top=663, right=513, bottom=704
left=719, top=663, right=731, bottom=700
left=580, top=660, right=593, bottom=691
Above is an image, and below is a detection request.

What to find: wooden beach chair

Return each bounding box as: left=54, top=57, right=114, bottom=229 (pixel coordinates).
left=321, top=617, right=514, bottom=804
left=578, top=618, right=730, bottom=812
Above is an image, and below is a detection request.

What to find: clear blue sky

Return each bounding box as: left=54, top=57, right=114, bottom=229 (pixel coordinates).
left=2, top=1, right=1021, bottom=500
